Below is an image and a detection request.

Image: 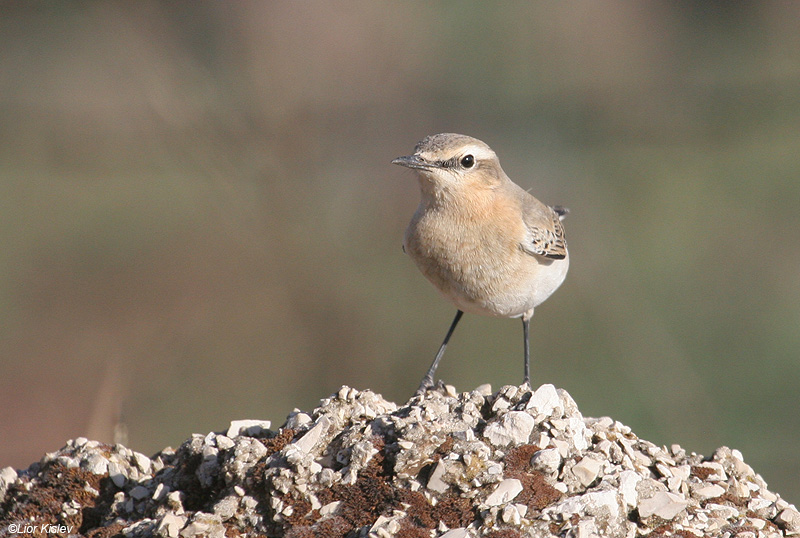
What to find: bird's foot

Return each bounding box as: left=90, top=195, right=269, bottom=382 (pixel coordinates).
left=415, top=376, right=440, bottom=397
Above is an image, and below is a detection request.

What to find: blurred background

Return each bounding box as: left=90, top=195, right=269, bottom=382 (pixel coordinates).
left=1, top=3, right=798, bottom=502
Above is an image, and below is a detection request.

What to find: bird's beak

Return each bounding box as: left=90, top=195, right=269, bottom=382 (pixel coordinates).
left=391, top=155, right=437, bottom=171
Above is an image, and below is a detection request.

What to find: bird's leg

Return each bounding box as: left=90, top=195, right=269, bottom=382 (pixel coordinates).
left=522, top=310, right=533, bottom=386
left=417, top=310, right=464, bottom=394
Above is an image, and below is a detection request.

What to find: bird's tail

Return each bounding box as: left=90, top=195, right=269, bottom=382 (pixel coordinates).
left=551, top=205, right=569, bottom=221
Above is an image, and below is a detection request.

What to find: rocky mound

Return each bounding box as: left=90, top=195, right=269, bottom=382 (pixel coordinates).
left=1, top=384, right=798, bottom=537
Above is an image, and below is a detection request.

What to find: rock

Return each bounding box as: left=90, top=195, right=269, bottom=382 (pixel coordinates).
left=291, top=415, right=331, bottom=454
left=776, top=506, right=800, bottom=534
left=638, top=491, right=689, bottom=519
left=153, top=482, right=170, bottom=501
left=168, top=490, right=186, bottom=515
left=526, top=383, right=562, bottom=417
left=226, top=419, right=272, bottom=438
left=692, top=483, right=726, bottom=500
left=0, top=467, right=18, bottom=498
left=618, top=470, right=641, bottom=508
left=545, top=489, right=625, bottom=537
left=426, top=460, right=448, bottom=493
left=108, top=461, right=127, bottom=488
left=531, top=447, right=562, bottom=474
left=319, top=501, right=340, bottom=516
left=474, top=383, right=492, bottom=396
left=215, top=435, right=235, bottom=451
left=133, top=451, right=152, bottom=474
left=483, top=411, right=535, bottom=446
left=571, top=456, right=603, bottom=486
left=82, top=453, right=109, bottom=475
left=485, top=478, right=523, bottom=506
left=694, top=461, right=727, bottom=482
left=502, top=503, right=526, bottom=525
left=705, top=502, right=739, bottom=519
left=156, top=512, right=187, bottom=537
left=180, top=513, right=225, bottom=538
left=440, top=529, right=469, bottom=538
left=548, top=489, right=620, bottom=519
left=370, top=513, right=404, bottom=535
left=213, top=495, right=239, bottom=520
left=285, top=412, right=312, bottom=430
left=0, top=384, right=795, bottom=538
left=129, top=485, right=150, bottom=500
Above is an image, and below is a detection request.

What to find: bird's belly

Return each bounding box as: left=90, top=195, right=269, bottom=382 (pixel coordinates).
left=451, top=255, right=568, bottom=317
left=405, top=223, right=569, bottom=318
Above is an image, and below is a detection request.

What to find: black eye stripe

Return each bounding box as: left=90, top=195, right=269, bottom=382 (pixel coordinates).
left=436, top=154, right=477, bottom=169
left=437, top=157, right=459, bottom=168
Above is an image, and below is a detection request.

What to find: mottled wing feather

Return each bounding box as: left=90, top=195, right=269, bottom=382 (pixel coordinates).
left=520, top=197, right=568, bottom=260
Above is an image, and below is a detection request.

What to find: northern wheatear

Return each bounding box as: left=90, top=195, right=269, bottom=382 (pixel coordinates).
left=392, top=133, right=569, bottom=393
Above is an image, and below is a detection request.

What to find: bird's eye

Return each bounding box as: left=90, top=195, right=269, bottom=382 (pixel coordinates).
left=460, top=154, right=475, bottom=168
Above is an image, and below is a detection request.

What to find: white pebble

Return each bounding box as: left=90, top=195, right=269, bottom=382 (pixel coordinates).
left=638, top=491, right=688, bottom=519
left=485, top=478, right=523, bottom=506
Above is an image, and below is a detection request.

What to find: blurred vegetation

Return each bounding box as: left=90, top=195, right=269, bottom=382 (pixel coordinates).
left=1, top=3, right=798, bottom=502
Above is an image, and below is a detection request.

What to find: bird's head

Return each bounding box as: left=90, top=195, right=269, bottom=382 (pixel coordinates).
left=392, top=133, right=506, bottom=197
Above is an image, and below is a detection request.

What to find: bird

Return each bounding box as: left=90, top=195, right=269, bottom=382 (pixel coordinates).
left=392, top=133, right=569, bottom=394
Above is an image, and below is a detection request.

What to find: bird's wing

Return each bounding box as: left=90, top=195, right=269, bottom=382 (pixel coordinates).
left=519, top=195, right=568, bottom=260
